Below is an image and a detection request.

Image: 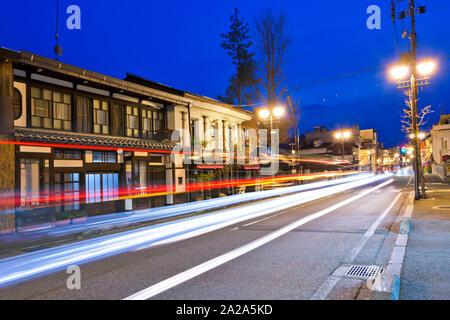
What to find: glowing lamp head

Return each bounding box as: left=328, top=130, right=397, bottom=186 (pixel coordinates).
left=258, top=109, right=270, bottom=119
left=418, top=132, right=425, bottom=139
left=417, top=61, right=436, bottom=76
left=343, top=131, right=351, bottom=139
left=335, top=132, right=342, bottom=139
left=272, top=106, right=285, bottom=118
left=390, top=65, right=409, bottom=80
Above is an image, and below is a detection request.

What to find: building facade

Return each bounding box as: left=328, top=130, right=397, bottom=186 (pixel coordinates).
left=0, top=48, right=254, bottom=234
left=300, top=125, right=362, bottom=165
left=431, top=114, right=450, bottom=178
left=359, top=128, right=378, bottom=171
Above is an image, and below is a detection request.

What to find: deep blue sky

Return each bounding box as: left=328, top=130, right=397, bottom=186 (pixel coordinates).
left=2, top=0, right=450, bottom=148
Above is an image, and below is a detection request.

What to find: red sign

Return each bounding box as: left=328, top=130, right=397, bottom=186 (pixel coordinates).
left=196, top=165, right=224, bottom=169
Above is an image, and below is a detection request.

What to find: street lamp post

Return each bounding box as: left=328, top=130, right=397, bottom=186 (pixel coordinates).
left=391, top=63, right=435, bottom=199
left=334, top=130, right=351, bottom=160
left=390, top=0, right=434, bottom=200
left=367, top=150, right=374, bottom=173
left=257, top=106, right=285, bottom=177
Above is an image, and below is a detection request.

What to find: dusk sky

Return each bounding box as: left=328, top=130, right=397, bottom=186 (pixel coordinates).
left=2, top=0, right=450, bottom=148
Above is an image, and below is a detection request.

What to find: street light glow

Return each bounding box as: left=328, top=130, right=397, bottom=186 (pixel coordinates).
left=390, top=65, right=409, bottom=80
left=258, top=109, right=270, bottom=119
left=335, top=132, right=342, bottom=139
left=273, top=106, right=285, bottom=118
left=409, top=132, right=426, bottom=139
left=343, top=131, right=351, bottom=139
left=417, top=61, right=436, bottom=76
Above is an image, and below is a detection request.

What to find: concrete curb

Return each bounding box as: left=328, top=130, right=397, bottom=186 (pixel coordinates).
left=371, top=192, right=414, bottom=300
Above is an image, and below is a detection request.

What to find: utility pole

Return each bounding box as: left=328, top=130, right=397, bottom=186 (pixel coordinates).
left=409, top=0, right=426, bottom=199
left=391, top=0, right=429, bottom=199
left=285, top=93, right=299, bottom=176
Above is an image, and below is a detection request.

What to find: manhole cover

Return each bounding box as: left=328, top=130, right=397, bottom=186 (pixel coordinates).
left=345, top=265, right=384, bottom=280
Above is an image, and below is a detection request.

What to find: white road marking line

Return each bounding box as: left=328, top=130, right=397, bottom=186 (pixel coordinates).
left=310, top=191, right=403, bottom=300
left=123, top=179, right=393, bottom=300
left=242, top=212, right=285, bottom=227
left=407, top=175, right=413, bottom=186
left=241, top=194, right=340, bottom=228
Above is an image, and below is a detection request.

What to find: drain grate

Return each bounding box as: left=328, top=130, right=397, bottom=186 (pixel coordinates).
left=345, top=265, right=384, bottom=280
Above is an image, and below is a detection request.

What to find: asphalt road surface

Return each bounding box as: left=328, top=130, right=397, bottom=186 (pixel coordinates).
left=0, top=174, right=412, bottom=300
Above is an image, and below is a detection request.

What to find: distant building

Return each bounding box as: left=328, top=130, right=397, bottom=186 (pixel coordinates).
left=300, top=125, right=362, bottom=164
left=431, top=114, right=450, bottom=178
left=359, top=129, right=378, bottom=171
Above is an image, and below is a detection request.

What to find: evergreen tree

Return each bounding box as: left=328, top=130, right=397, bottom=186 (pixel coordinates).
left=218, top=8, right=260, bottom=107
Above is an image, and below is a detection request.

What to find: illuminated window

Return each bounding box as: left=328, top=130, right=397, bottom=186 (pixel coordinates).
left=86, top=173, right=119, bottom=203
left=141, top=108, right=153, bottom=139
left=55, top=173, right=80, bottom=212
left=153, top=110, right=164, bottom=131
left=76, top=96, right=90, bottom=133
left=93, top=99, right=109, bottom=134
left=134, top=160, right=147, bottom=192
left=92, top=151, right=116, bottom=163
left=54, top=149, right=82, bottom=160
left=126, top=105, right=139, bottom=137
left=19, top=159, right=49, bottom=207
left=31, top=87, right=71, bottom=130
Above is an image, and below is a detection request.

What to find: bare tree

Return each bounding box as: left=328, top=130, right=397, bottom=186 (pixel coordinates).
left=254, top=9, right=293, bottom=108
left=400, top=89, right=433, bottom=134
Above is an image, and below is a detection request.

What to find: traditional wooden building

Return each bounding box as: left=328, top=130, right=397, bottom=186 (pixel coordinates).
left=0, top=48, right=255, bottom=234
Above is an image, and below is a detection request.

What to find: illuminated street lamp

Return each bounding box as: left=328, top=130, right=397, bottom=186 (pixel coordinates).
left=417, top=61, right=436, bottom=76
left=257, top=105, right=285, bottom=131
left=272, top=106, right=285, bottom=118
left=390, top=65, right=409, bottom=80
left=334, top=130, right=352, bottom=160
left=258, top=109, right=270, bottom=120
left=409, top=132, right=426, bottom=139
left=366, top=149, right=374, bottom=172
left=389, top=58, right=436, bottom=200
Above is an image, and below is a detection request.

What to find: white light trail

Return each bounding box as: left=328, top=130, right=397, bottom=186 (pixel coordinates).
left=0, top=174, right=391, bottom=289
left=124, top=178, right=394, bottom=300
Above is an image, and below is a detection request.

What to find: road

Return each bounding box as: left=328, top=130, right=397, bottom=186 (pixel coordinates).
left=0, top=174, right=412, bottom=300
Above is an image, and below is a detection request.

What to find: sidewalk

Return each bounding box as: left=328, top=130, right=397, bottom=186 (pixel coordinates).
left=400, top=175, right=450, bottom=299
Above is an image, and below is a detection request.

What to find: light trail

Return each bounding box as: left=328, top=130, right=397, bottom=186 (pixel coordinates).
left=0, top=173, right=392, bottom=289
left=4, top=173, right=368, bottom=239
left=125, top=178, right=394, bottom=300
left=2, top=170, right=357, bottom=208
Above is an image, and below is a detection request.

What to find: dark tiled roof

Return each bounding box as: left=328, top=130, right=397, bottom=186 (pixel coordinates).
left=14, top=128, right=175, bottom=151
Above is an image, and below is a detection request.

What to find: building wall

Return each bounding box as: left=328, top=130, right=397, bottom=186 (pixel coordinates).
left=431, top=123, right=450, bottom=165
left=0, top=140, right=15, bottom=234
